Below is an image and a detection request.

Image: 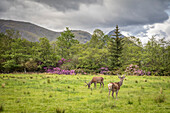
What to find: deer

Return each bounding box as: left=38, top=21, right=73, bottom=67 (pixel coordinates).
left=85, top=77, right=104, bottom=89
left=108, top=75, right=125, bottom=99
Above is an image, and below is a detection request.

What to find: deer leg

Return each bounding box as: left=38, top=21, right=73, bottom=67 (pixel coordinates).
left=109, top=90, right=111, bottom=96
left=116, top=90, right=119, bottom=99
left=112, top=91, right=114, bottom=98
left=101, top=82, right=104, bottom=88
left=94, top=82, right=96, bottom=88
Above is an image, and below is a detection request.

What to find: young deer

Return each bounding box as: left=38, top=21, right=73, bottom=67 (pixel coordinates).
left=108, top=75, right=125, bottom=99
left=85, top=77, right=104, bottom=89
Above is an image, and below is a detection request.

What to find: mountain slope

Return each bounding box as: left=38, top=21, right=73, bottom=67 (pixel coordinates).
left=107, top=29, right=125, bottom=38
left=0, top=19, right=91, bottom=43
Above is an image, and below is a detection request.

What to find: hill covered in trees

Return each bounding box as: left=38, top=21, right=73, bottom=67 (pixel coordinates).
left=0, top=19, right=91, bottom=43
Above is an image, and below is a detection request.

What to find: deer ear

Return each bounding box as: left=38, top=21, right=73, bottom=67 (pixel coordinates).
left=85, top=81, right=88, bottom=85
left=118, top=74, right=121, bottom=78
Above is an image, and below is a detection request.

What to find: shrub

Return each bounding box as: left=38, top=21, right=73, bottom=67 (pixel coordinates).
left=43, top=58, right=76, bottom=75
left=99, top=67, right=110, bottom=75
left=125, top=64, right=151, bottom=76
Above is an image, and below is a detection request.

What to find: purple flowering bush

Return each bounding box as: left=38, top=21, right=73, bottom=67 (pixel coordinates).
left=44, top=58, right=76, bottom=75
left=125, top=64, right=151, bottom=76
left=100, top=67, right=110, bottom=75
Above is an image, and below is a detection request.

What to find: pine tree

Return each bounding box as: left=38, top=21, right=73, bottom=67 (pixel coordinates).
left=108, top=25, right=124, bottom=70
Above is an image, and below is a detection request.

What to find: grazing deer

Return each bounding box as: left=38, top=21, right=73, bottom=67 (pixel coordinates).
left=108, top=75, right=125, bottom=99
left=85, top=77, right=104, bottom=89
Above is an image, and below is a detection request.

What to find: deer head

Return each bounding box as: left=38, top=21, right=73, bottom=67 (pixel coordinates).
left=85, top=81, right=91, bottom=89
left=118, top=74, right=125, bottom=80
left=118, top=74, right=126, bottom=87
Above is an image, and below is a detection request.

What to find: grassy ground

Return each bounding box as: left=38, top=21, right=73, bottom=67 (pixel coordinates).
left=0, top=74, right=170, bottom=113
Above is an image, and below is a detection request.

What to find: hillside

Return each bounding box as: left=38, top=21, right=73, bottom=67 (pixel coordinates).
left=0, top=19, right=91, bottom=43
left=107, top=29, right=125, bottom=38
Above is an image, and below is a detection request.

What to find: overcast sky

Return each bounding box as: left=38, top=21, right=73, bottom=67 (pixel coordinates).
left=0, top=0, right=170, bottom=44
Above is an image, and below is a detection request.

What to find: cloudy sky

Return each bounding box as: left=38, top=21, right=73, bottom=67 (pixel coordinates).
left=0, top=0, right=170, bottom=44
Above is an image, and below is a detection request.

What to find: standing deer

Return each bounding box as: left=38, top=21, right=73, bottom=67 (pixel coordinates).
left=108, top=75, right=125, bottom=99
left=85, top=77, right=104, bottom=89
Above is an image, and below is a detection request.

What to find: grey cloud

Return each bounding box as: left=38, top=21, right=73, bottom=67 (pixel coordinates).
left=0, top=0, right=170, bottom=37
left=103, top=0, right=169, bottom=27
left=33, top=0, right=103, bottom=12
left=0, top=0, right=12, bottom=12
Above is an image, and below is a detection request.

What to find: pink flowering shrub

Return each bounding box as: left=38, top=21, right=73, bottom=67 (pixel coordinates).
left=125, top=64, right=151, bottom=76
left=100, top=67, right=110, bottom=75
left=44, top=58, right=76, bottom=75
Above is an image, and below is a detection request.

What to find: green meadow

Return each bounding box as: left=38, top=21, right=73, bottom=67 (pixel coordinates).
left=0, top=74, right=170, bottom=113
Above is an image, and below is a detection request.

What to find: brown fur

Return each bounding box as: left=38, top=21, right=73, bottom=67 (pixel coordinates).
left=85, top=77, right=104, bottom=88
left=108, top=75, right=125, bottom=99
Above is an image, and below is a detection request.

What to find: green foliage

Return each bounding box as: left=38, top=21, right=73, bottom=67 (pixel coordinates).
left=142, top=37, right=170, bottom=75
left=77, top=29, right=109, bottom=70
left=0, top=27, right=169, bottom=75
left=121, top=36, right=143, bottom=69
left=36, top=37, right=57, bottom=68
left=56, top=27, right=79, bottom=59
left=25, top=58, right=38, bottom=71
left=1, top=31, right=31, bottom=72
left=108, top=25, right=124, bottom=70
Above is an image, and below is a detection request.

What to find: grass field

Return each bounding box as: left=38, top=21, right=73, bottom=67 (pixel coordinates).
left=0, top=74, right=170, bottom=113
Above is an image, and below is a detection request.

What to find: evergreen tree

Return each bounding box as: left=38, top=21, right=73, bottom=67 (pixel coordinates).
left=108, top=25, right=124, bottom=70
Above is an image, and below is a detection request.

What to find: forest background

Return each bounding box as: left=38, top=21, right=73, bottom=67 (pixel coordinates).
left=0, top=26, right=169, bottom=76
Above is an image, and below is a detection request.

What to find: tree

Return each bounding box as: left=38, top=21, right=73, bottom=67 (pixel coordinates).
left=56, top=27, right=79, bottom=59
left=36, top=37, right=57, bottom=69
left=2, top=36, right=31, bottom=72
left=89, top=29, right=109, bottom=48
left=78, top=47, right=108, bottom=71
left=121, top=36, right=143, bottom=69
left=77, top=29, right=110, bottom=72
left=143, top=37, right=170, bottom=75
left=108, top=25, right=124, bottom=70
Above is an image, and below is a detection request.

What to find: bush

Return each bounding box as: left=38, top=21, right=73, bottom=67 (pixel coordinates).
left=99, top=67, right=110, bottom=75
left=125, top=64, right=151, bottom=76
